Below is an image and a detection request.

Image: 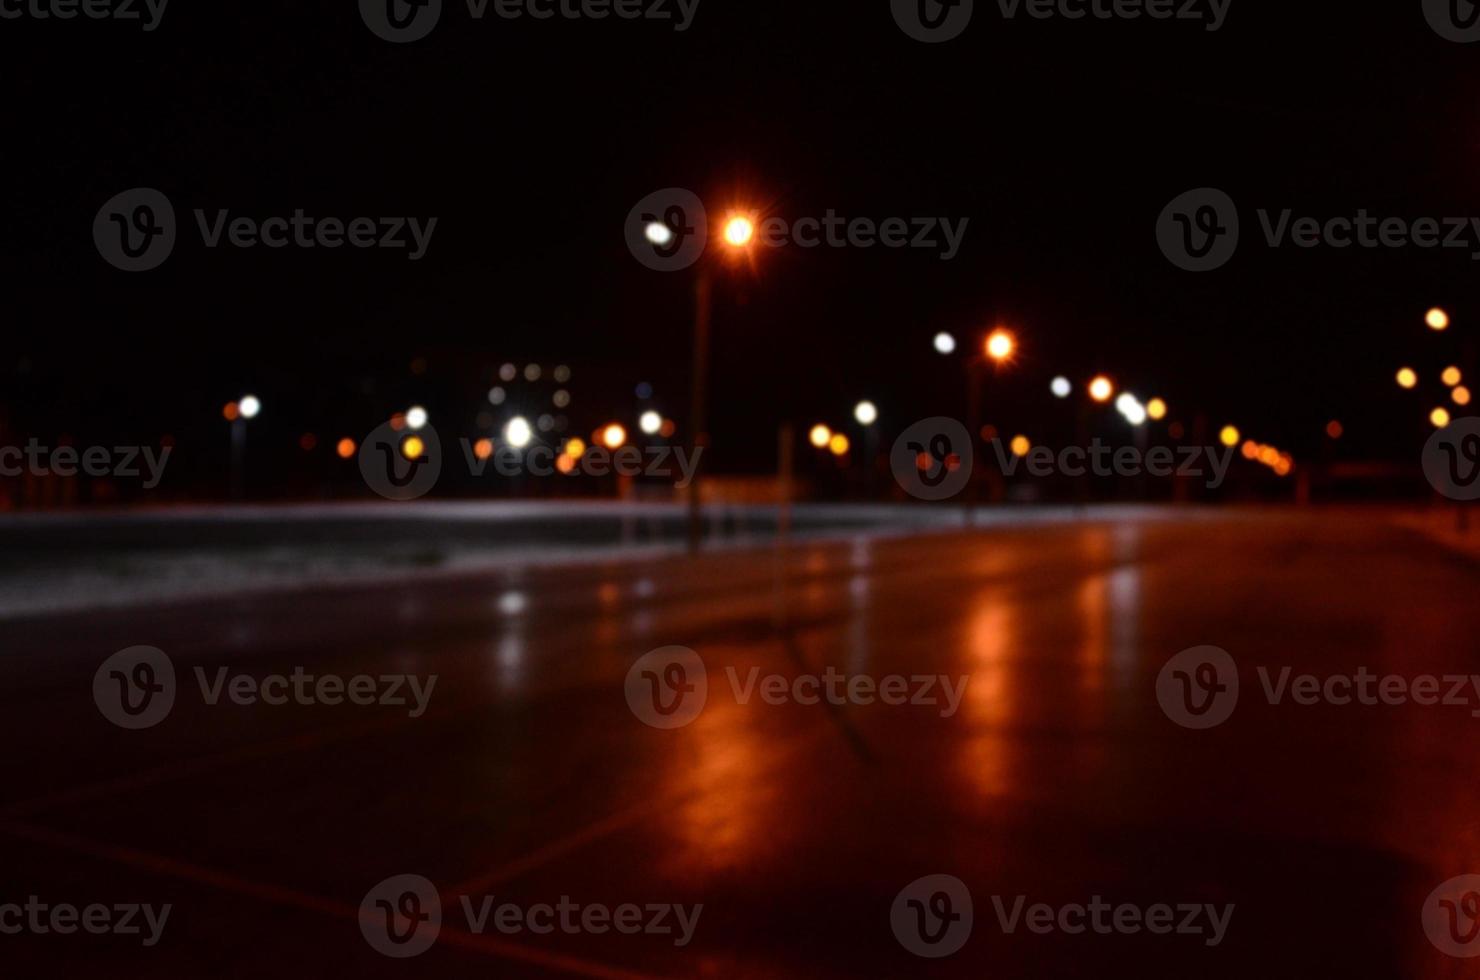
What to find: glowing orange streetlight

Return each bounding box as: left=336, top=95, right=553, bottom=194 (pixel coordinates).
left=1219, top=426, right=1241, bottom=448
left=600, top=423, right=627, bottom=450
left=335, top=438, right=356, bottom=459
left=1088, top=376, right=1114, bottom=403
left=1442, top=366, right=1462, bottom=387
left=1454, top=386, right=1472, bottom=407
left=1147, top=398, right=1168, bottom=421
left=985, top=328, right=1016, bottom=363
left=828, top=433, right=851, bottom=456
left=723, top=215, right=755, bottom=248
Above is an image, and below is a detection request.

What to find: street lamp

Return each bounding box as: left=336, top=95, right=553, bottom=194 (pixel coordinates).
left=228, top=394, right=260, bottom=501
left=985, top=329, right=1016, bottom=363
left=687, top=207, right=758, bottom=553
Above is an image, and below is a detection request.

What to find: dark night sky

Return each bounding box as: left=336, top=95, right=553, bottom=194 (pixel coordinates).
left=4, top=0, right=1479, bottom=489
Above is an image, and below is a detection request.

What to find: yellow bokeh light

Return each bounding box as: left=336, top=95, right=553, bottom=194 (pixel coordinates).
left=829, top=433, right=851, bottom=456
left=1442, top=366, right=1462, bottom=387
left=564, top=437, right=586, bottom=458
left=401, top=435, right=425, bottom=460
left=1454, top=386, right=1472, bottom=407
left=1432, top=407, right=1452, bottom=428
left=1146, top=398, right=1167, bottom=421
left=1219, top=426, right=1240, bottom=448
left=473, top=438, right=494, bottom=461
left=1088, top=376, right=1114, bottom=403
left=809, top=424, right=832, bottom=449
left=723, top=215, right=755, bottom=247
left=1010, top=435, right=1031, bottom=457
left=1397, top=367, right=1418, bottom=389
left=600, top=423, right=627, bottom=450
left=1427, top=307, right=1450, bottom=331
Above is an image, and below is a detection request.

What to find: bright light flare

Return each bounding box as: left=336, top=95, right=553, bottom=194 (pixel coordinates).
left=723, top=215, right=755, bottom=247
left=854, top=400, right=878, bottom=426
left=933, top=332, right=957, bottom=355
left=1050, top=376, right=1071, bottom=399
left=1428, top=307, right=1451, bottom=331
left=1219, top=425, right=1241, bottom=448
left=238, top=395, right=261, bottom=419
left=828, top=433, right=851, bottom=456
left=1432, top=407, right=1453, bottom=428
left=985, top=329, right=1015, bottom=362
left=1088, top=376, right=1114, bottom=403
left=644, top=221, right=674, bottom=247
left=400, top=435, right=425, bottom=460
left=600, top=423, right=627, bottom=450
left=639, top=411, right=663, bottom=436
left=1443, top=366, right=1463, bottom=387
left=809, top=424, right=832, bottom=449
left=505, top=416, right=533, bottom=449
left=405, top=405, right=428, bottom=430
left=1397, top=368, right=1418, bottom=390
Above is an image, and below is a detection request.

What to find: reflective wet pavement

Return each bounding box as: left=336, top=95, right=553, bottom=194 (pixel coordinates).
left=2, top=507, right=1479, bottom=977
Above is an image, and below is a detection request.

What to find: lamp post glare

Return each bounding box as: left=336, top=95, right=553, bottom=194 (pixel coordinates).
left=985, top=329, right=1015, bottom=362
left=723, top=216, right=755, bottom=248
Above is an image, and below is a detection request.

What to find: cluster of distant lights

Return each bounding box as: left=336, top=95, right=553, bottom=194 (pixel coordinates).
left=1396, top=307, right=1468, bottom=429
left=930, top=328, right=1295, bottom=477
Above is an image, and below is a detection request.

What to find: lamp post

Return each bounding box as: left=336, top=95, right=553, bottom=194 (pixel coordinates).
left=228, top=394, right=260, bottom=501
left=686, top=212, right=755, bottom=554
